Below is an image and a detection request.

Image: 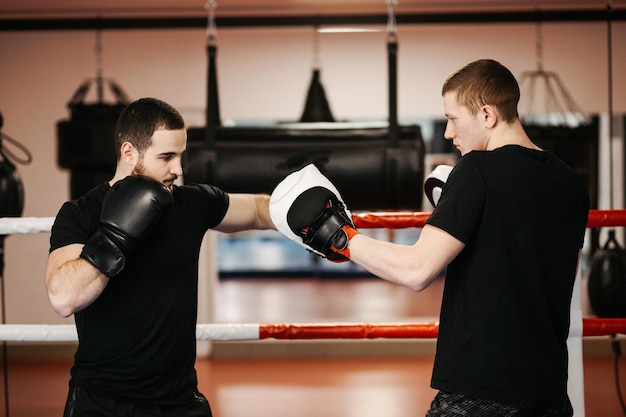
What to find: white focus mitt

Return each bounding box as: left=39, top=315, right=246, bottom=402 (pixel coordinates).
left=270, top=164, right=356, bottom=262
left=424, top=164, right=453, bottom=207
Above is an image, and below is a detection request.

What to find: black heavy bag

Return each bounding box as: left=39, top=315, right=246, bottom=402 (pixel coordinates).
left=183, top=123, right=426, bottom=211
left=0, top=152, right=23, bottom=218
left=588, top=229, right=626, bottom=318
left=0, top=111, right=26, bottom=219
left=56, top=79, right=130, bottom=199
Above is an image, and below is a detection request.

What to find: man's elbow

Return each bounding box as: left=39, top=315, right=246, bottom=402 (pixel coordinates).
left=47, top=295, right=75, bottom=318
left=45, top=283, right=77, bottom=318
left=405, top=277, right=431, bottom=293
left=401, top=267, right=441, bottom=293
left=56, top=308, right=74, bottom=319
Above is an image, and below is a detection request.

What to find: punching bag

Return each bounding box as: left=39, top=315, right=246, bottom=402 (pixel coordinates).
left=299, top=69, right=335, bottom=123
left=0, top=113, right=24, bottom=218
left=588, top=229, right=626, bottom=318
left=0, top=155, right=23, bottom=218
left=57, top=78, right=130, bottom=199
left=184, top=9, right=426, bottom=210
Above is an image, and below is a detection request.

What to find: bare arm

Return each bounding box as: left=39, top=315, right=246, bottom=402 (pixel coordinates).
left=214, top=193, right=275, bottom=233
left=44, top=244, right=109, bottom=318
left=348, top=224, right=465, bottom=292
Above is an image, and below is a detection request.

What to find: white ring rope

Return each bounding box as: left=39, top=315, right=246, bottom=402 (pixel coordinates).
left=0, top=217, right=54, bottom=235
left=0, top=324, right=261, bottom=342
left=196, top=323, right=260, bottom=341
left=0, top=324, right=78, bottom=342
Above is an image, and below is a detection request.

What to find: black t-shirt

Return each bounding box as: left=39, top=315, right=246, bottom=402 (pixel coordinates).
left=49, top=182, right=229, bottom=405
left=426, top=145, right=589, bottom=404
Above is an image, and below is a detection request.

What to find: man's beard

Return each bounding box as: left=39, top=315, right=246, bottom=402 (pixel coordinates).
left=132, top=160, right=146, bottom=177
left=132, top=160, right=176, bottom=190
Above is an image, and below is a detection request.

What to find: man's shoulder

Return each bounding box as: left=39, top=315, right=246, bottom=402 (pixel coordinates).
left=58, top=182, right=108, bottom=215
left=173, top=183, right=226, bottom=199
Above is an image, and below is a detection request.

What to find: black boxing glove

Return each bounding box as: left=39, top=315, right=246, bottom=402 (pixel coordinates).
left=80, top=175, right=173, bottom=276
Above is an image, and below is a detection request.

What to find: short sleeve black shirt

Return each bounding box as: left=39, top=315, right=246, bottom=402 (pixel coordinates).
left=425, top=145, right=589, bottom=404
left=49, top=182, right=229, bottom=405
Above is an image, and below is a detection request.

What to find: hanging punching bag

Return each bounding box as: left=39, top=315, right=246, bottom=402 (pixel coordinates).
left=0, top=113, right=24, bottom=218
left=0, top=155, right=23, bottom=218
left=57, top=79, right=129, bottom=199
left=299, top=69, right=335, bottom=123
left=588, top=229, right=626, bottom=318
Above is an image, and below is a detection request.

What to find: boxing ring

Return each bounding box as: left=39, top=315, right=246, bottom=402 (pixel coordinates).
left=1, top=209, right=626, bottom=417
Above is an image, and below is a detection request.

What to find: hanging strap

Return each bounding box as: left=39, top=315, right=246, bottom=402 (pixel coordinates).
left=199, top=0, right=220, bottom=184
left=385, top=0, right=399, bottom=208
left=206, top=42, right=220, bottom=149
left=205, top=0, right=220, bottom=140
left=386, top=0, right=398, bottom=148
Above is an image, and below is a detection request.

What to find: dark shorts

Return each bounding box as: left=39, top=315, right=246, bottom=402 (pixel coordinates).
left=63, top=385, right=213, bottom=417
left=426, top=391, right=573, bottom=417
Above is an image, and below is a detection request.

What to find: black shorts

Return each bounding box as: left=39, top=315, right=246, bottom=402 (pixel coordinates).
left=63, top=385, right=213, bottom=417
left=426, top=391, right=573, bottom=417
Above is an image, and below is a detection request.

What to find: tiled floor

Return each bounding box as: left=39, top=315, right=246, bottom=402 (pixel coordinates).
left=3, top=277, right=626, bottom=417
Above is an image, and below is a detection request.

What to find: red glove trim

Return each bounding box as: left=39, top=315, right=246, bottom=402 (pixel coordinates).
left=330, top=225, right=359, bottom=262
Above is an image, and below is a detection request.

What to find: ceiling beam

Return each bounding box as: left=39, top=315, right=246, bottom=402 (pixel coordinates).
left=1, top=9, right=625, bottom=31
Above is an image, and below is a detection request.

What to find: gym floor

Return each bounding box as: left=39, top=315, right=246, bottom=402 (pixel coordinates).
left=5, top=277, right=626, bottom=417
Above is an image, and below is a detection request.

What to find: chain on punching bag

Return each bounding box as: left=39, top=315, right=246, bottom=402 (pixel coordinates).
left=588, top=230, right=626, bottom=318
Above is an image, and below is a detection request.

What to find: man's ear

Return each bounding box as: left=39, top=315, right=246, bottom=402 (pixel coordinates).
left=482, top=105, right=497, bottom=128
left=120, top=141, right=139, bottom=165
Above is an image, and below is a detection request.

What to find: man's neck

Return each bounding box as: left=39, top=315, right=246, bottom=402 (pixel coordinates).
left=486, top=120, right=541, bottom=151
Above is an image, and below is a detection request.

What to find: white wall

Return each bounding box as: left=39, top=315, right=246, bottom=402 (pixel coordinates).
left=0, top=20, right=625, bottom=326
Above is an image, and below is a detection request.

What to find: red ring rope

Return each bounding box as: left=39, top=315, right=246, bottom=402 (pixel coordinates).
left=581, top=318, right=626, bottom=337
left=259, top=322, right=441, bottom=340
left=256, top=319, right=626, bottom=340
left=353, top=209, right=626, bottom=229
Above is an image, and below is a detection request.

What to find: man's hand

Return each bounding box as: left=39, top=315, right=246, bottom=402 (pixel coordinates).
left=80, top=175, right=173, bottom=276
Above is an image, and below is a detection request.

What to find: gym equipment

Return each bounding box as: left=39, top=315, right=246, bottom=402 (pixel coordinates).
left=183, top=0, right=426, bottom=210
left=56, top=78, right=129, bottom=199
